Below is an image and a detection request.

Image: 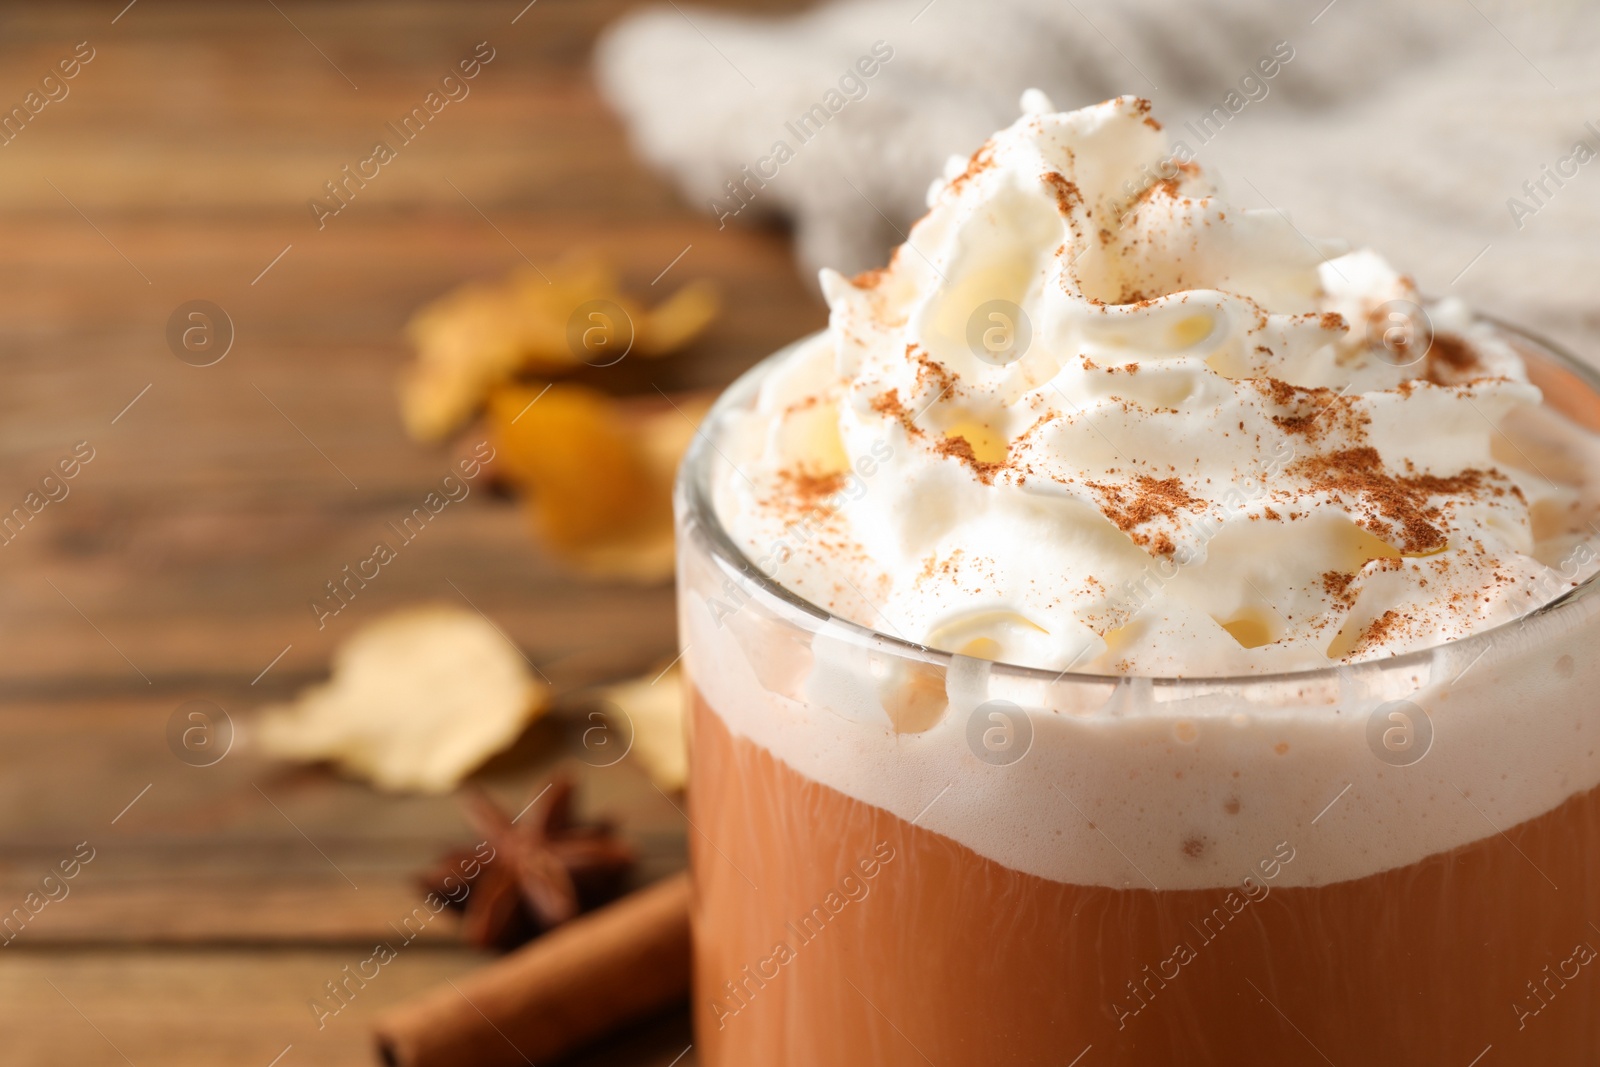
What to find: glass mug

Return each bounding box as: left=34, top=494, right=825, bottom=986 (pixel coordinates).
left=674, top=324, right=1600, bottom=1065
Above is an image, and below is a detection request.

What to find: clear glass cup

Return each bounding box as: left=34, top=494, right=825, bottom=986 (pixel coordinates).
left=674, top=323, right=1600, bottom=1066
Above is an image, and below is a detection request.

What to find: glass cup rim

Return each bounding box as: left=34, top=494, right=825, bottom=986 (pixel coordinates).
left=676, top=316, right=1600, bottom=688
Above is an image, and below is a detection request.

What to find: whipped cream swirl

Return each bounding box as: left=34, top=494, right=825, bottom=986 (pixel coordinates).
left=714, top=95, right=1600, bottom=675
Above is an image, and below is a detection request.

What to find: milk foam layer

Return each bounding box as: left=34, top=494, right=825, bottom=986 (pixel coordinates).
left=712, top=95, right=1600, bottom=675
left=681, top=564, right=1600, bottom=889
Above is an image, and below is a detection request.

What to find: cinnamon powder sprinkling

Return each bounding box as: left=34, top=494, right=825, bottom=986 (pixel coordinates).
left=1086, top=475, right=1206, bottom=555
left=1321, top=569, right=1357, bottom=608
left=1041, top=171, right=1083, bottom=215
left=1356, top=609, right=1405, bottom=651
left=1135, top=178, right=1182, bottom=207
left=1428, top=333, right=1481, bottom=374
left=870, top=389, right=923, bottom=437
left=947, top=139, right=996, bottom=196
left=1256, top=378, right=1369, bottom=443
left=910, top=345, right=958, bottom=396
left=778, top=468, right=846, bottom=509
left=1291, top=447, right=1497, bottom=553
left=850, top=266, right=887, bottom=290
left=936, top=434, right=1006, bottom=485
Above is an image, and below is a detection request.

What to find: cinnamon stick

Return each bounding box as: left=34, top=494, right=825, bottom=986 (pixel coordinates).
left=373, top=872, right=691, bottom=1067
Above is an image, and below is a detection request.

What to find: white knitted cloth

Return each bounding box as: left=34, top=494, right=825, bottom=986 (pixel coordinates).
left=596, top=0, right=1600, bottom=352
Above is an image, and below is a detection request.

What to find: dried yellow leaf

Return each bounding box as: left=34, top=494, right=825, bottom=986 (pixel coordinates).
left=488, top=383, right=711, bottom=582
left=597, top=662, right=687, bottom=792
left=399, top=258, right=718, bottom=442
left=636, top=279, right=719, bottom=356
left=256, top=605, right=548, bottom=793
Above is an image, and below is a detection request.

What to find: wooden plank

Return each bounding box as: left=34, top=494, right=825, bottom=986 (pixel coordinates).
left=0, top=694, right=688, bottom=945
left=0, top=946, right=699, bottom=1067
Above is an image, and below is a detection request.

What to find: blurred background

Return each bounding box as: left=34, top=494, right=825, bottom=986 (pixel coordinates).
left=1, top=0, right=1595, bottom=1063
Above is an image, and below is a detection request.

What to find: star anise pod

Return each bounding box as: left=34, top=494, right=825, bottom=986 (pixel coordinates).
left=417, top=774, right=635, bottom=951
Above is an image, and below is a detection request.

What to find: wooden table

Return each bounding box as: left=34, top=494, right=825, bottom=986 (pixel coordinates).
left=0, top=2, right=821, bottom=1063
